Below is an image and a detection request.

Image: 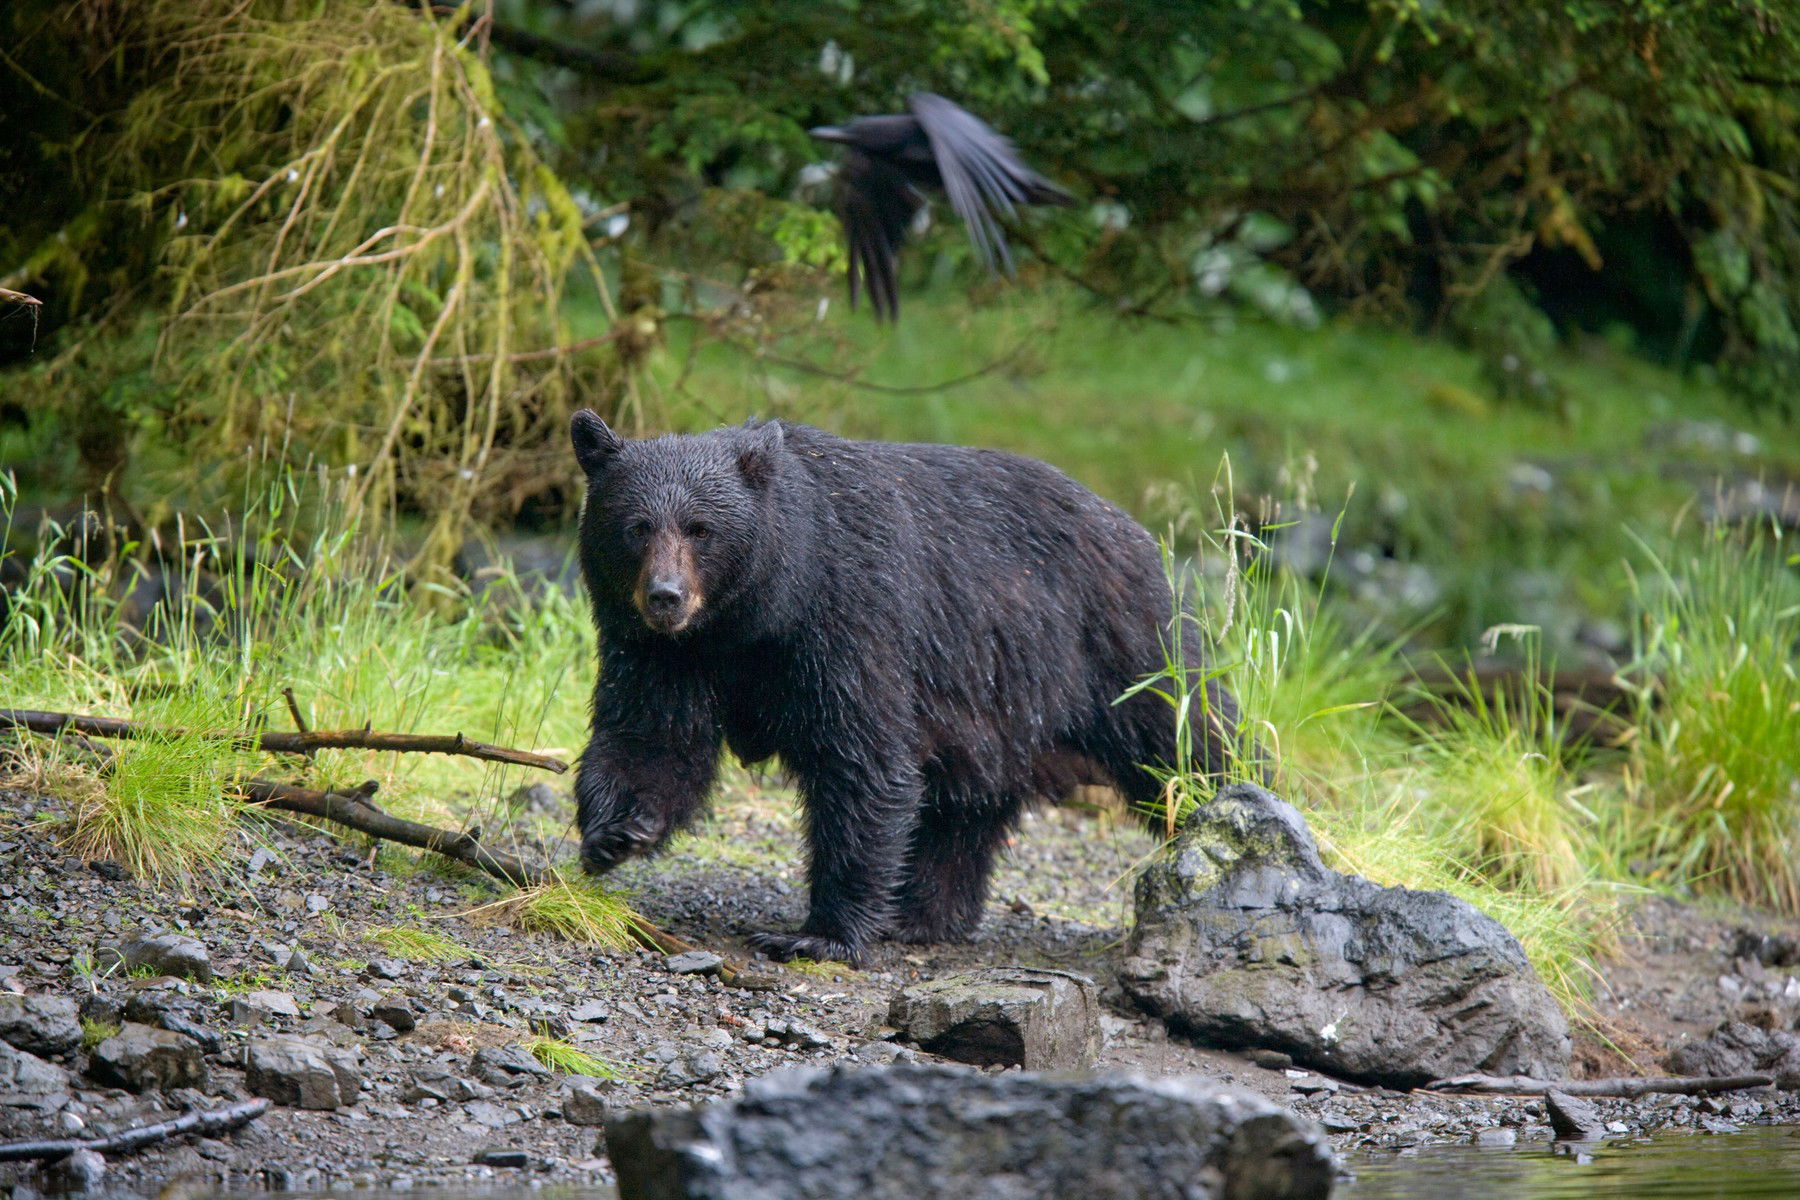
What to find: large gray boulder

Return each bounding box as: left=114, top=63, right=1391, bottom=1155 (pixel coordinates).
left=1120, top=784, right=1569, bottom=1089
left=886, top=968, right=1099, bottom=1069
left=603, top=1062, right=1331, bottom=1200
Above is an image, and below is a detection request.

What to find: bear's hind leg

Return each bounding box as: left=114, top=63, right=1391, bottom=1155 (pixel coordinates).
left=890, top=791, right=1021, bottom=944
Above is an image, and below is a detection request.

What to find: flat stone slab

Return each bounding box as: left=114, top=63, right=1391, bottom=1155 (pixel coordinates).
left=1121, top=783, right=1570, bottom=1089
left=886, top=967, right=1099, bottom=1069
left=604, top=1062, right=1331, bottom=1200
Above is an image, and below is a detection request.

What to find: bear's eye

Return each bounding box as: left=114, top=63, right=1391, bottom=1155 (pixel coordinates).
left=627, top=519, right=653, bottom=540
left=686, top=522, right=711, bottom=541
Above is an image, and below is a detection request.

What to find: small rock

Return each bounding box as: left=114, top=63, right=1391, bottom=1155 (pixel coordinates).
left=98, top=932, right=212, bottom=982
left=472, top=1044, right=551, bottom=1089
left=571, top=1000, right=610, bottom=1023
left=405, top=1067, right=487, bottom=1104
left=887, top=968, right=1099, bottom=1070
left=0, top=1039, right=71, bottom=1097
left=504, top=782, right=565, bottom=816
left=1475, top=1128, right=1517, bottom=1147
left=120, top=993, right=224, bottom=1054
left=1319, top=1113, right=1360, bottom=1134
left=661, top=1049, right=724, bottom=1087
left=43, top=1148, right=105, bottom=1192
left=473, top=1148, right=530, bottom=1168
left=371, top=999, right=416, bottom=1034
left=464, top=1099, right=520, bottom=1129
left=247, top=848, right=278, bottom=876
left=1251, top=1049, right=1294, bottom=1071
left=1545, top=1090, right=1607, bottom=1141
left=227, top=989, right=302, bottom=1025
left=284, top=948, right=315, bottom=976
left=89, top=1023, right=207, bottom=1093
left=0, top=994, right=82, bottom=1057
left=366, top=958, right=408, bottom=981
left=305, top=893, right=330, bottom=915
left=665, top=951, right=724, bottom=976
left=562, top=1079, right=611, bottom=1126
left=244, top=1035, right=361, bottom=1110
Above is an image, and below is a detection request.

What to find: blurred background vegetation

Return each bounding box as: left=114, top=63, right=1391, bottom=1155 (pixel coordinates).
left=2, top=1, right=1797, bottom=983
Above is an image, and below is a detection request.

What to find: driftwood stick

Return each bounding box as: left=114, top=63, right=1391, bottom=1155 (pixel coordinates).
left=0, top=1097, right=272, bottom=1162
left=242, top=777, right=545, bottom=889
left=240, top=777, right=778, bottom=989
left=1426, top=1073, right=1776, bottom=1098
left=0, top=708, right=568, bottom=774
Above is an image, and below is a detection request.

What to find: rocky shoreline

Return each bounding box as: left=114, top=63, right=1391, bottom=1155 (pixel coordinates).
left=4, top=779, right=1800, bottom=1197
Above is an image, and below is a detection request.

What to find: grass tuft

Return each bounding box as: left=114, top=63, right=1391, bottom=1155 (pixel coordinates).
left=368, top=923, right=471, bottom=964
left=464, top=875, right=646, bottom=950
left=527, top=1035, right=633, bottom=1081
left=81, top=1019, right=121, bottom=1052
left=61, top=696, right=249, bottom=879
left=1625, top=525, right=1800, bottom=910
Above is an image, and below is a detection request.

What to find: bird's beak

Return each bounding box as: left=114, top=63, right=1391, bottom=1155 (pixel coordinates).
left=808, top=125, right=850, bottom=144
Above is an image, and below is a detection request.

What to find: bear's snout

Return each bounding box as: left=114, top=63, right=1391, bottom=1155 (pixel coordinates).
left=633, top=530, right=704, bottom=634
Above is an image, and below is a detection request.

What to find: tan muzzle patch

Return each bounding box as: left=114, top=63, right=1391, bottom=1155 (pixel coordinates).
left=633, top=530, right=705, bottom=633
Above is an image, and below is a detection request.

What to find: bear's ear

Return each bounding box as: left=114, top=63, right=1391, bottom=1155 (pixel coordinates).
left=570, top=409, right=623, bottom=476
left=737, top=421, right=783, bottom=489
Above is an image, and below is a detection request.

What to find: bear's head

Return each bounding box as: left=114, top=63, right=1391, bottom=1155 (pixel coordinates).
left=570, top=410, right=783, bottom=637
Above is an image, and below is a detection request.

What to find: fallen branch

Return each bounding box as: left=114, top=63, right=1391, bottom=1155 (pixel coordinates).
left=0, top=709, right=568, bottom=774
left=1426, top=1073, right=1776, bottom=1098
left=244, top=777, right=778, bottom=990
left=0, top=1097, right=271, bottom=1163
left=243, top=776, right=543, bottom=888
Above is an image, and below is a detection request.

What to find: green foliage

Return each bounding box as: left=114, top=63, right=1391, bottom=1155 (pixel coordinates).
left=0, top=467, right=598, bottom=877
left=1625, top=524, right=1800, bottom=910
left=368, top=923, right=471, bottom=964
left=80, top=1019, right=122, bottom=1052
left=466, top=875, right=646, bottom=949
left=521, top=0, right=1800, bottom=409
left=526, top=1035, right=633, bottom=1081
left=3, top=0, right=629, bottom=560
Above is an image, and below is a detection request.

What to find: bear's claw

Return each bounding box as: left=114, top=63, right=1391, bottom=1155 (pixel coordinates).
left=747, top=929, right=862, bottom=967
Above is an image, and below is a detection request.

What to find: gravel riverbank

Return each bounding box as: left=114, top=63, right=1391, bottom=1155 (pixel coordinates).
left=3, top=779, right=1798, bottom=1196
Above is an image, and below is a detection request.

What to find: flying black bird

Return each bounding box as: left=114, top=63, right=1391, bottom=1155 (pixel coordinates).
left=808, top=93, right=1075, bottom=320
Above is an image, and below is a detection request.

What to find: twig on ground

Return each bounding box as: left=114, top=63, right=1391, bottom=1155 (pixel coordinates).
left=0, top=708, right=568, bottom=774
left=0, top=1098, right=272, bottom=1163
left=243, top=776, right=778, bottom=990
left=1425, top=1073, right=1778, bottom=1098
left=243, top=776, right=542, bottom=888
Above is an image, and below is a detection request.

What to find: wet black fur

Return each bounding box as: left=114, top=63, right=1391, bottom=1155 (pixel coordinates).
left=570, top=412, right=1242, bottom=964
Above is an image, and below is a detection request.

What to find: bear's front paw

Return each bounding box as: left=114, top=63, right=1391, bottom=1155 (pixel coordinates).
left=746, top=929, right=862, bottom=967
left=578, top=819, right=665, bottom=874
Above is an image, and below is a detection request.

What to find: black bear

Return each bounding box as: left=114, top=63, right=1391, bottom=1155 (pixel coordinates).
left=570, top=411, right=1243, bottom=964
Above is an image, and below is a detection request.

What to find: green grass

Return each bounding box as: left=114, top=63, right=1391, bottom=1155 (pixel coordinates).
left=80, top=1019, right=121, bottom=1051
left=368, top=923, right=471, bottom=964
left=0, top=468, right=593, bottom=877
left=650, top=284, right=1794, bottom=649
left=1625, top=524, right=1800, bottom=910
left=465, top=875, right=645, bottom=950
left=526, top=1035, right=633, bottom=1081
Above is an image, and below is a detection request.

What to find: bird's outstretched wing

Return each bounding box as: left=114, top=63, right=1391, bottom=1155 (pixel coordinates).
left=909, top=92, right=1074, bottom=274
left=838, top=149, right=922, bottom=320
